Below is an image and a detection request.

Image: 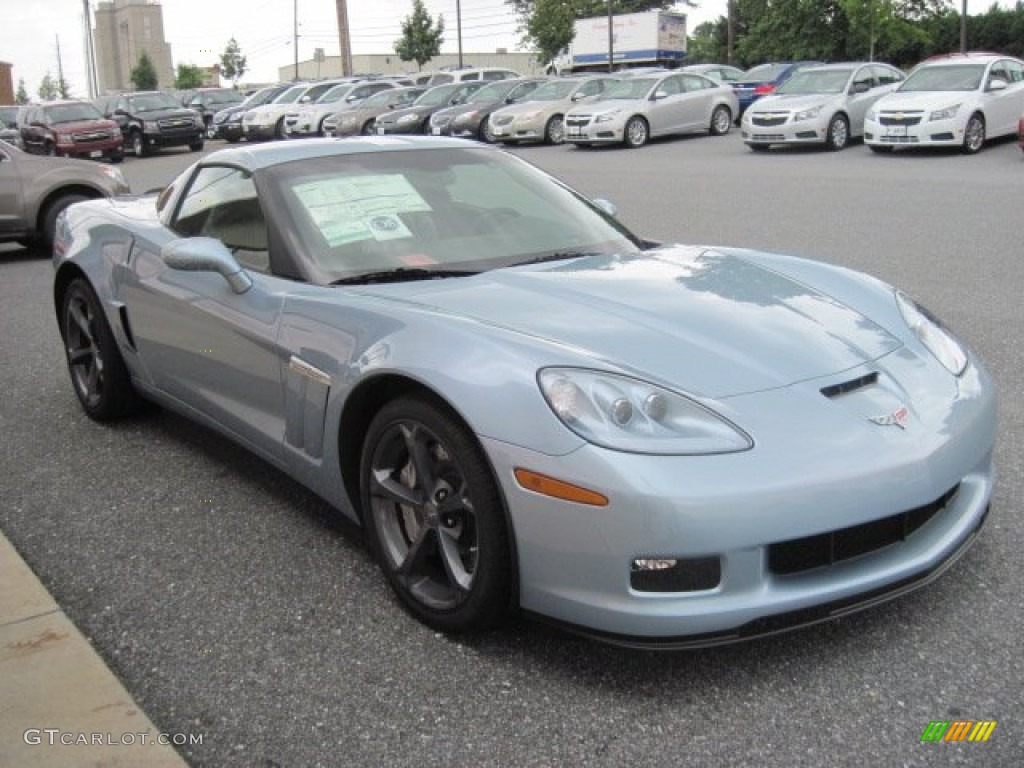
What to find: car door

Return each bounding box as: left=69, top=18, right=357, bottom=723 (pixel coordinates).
left=0, top=145, right=28, bottom=237
left=678, top=74, right=716, bottom=132
left=645, top=75, right=684, bottom=136
left=844, top=65, right=880, bottom=135
left=984, top=59, right=1024, bottom=137
left=21, top=107, right=44, bottom=153
left=117, top=165, right=288, bottom=463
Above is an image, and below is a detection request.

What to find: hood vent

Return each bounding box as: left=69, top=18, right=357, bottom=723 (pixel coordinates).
left=820, top=371, right=878, bottom=399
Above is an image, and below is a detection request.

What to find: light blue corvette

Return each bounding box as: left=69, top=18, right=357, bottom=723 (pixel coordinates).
left=52, top=138, right=996, bottom=647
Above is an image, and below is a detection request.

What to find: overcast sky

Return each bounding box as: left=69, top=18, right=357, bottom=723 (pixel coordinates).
left=3, top=0, right=728, bottom=98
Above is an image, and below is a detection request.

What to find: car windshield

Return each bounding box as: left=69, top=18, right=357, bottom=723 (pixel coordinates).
left=603, top=78, right=657, bottom=100
left=127, top=92, right=181, bottom=111
left=244, top=87, right=285, bottom=107
left=265, top=146, right=641, bottom=284
left=315, top=84, right=355, bottom=103
left=467, top=81, right=514, bottom=103
left=898, top=64, right=986, bottom=92
left=275, top=85, right=308, bottom=104
left=206, top=90, right=243, bottom=105
left=46, top=103, right=105, bottom=123
left=363, top=90, right=402, bottom=108
left=414, top=84, right=461, bottom=107
left=741, top=63, right=793, bottom=82
left=776, top=68, right=854, bottom=94
left=0, top=107, right=20, bottom=127
left=527, top=80, right=578, bottom=101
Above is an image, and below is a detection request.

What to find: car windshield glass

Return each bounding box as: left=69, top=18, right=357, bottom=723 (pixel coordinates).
left=275, top=86, right=307, bottom=104
left=207, top=90, right=243, bottom=105
left=414, top=85, right=460, bottom=107
left=127, top=92, right=181, bottom=111
left=528, top=80, right=578, bottom=100
left=467, top=81, right=515, bottom=102
left=265, top=146, right=641, bottom=284
left=899, top=64, right=986, bottom=92
left=603, top=78, right=657, bottom=99
left=245, top=88, right=285, bottom=107
left=741, top=63, right=792, bottom=82
left=316, top=85, right=354, bottom=103
left=46, top=103, right=105, bottom=123
left=0, top=107, right=21, bottom=126
left=776, top=68, right=854, bottom=94
left=363, top=90, right=400, bottom=108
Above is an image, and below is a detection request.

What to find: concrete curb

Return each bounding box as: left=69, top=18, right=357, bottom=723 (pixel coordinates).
left=0, top=534, right=189, bottom=767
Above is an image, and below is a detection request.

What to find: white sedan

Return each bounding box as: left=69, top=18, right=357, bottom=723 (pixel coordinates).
left=564, top=72, right=738, bottom=148
left=741, top=62, right=905, bottom=151
left=864, top=52, right=1024, bottom=154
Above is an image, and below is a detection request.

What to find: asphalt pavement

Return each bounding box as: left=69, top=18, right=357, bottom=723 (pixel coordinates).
left=1, top=134, right=1022, bottom=766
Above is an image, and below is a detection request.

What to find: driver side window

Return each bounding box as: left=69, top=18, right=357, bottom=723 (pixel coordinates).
left=172, top=166, right=270, bottom=273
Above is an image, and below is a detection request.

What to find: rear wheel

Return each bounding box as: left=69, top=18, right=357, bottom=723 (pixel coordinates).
left=623, top=116, right=649, bottom=148
left=709, top=105, right=732, bottom=136
left=361, top=396, right=512, bottom=633
left=825, top=113, right=850, bottom=150
left=60, top=278, right=139, bottom=421
left=544, top=114, right=564, bottom=144
left=962, top=113, right=985, bottom=154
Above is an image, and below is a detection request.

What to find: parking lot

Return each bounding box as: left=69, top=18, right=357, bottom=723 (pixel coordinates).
left=2, top=131, right=1022, bottom=766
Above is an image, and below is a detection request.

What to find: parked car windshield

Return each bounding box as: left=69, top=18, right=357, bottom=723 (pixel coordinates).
left=776, top=67, right=854, bottom=94
left=204, top=90, right=243, bottom=105
left=467, top=81, right=516, bottom=103
left=524, top=79, right=577, bottom=101
left=315, top=84, right=356, bottom=104
left=265, top=147, right=641, bottom=283
left=362, top=89, right=411, bottom=109
left=0, top=106, right=20, bottom=127
left=898, top=64, right=985, bottom=92
left=603, top=78, right=658, bottom=100
left=127, top=92, right=181, bottom=111
left=274, top=85, right=308, bottom=104
left=44, top=102, right=105, bottom=123
left=414, top=84, right=462, bottom=107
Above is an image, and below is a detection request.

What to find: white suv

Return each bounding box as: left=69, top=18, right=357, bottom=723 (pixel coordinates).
left=864, top=52, right=1024, bottom=154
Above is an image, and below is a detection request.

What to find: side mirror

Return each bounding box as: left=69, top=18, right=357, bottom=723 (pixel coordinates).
left=988, top=78, right=1007, bottom=92
left=850, top=82, right=871, bottom=94
left=592, top=198, right=617, bottom=218
left=162, top=237, right=253, bottom=294
left=653, top=90, right=668, bottom=101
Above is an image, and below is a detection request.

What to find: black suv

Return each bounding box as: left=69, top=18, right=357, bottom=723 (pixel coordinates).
left=94, top=91, right=205, bottom=157
left=183, top=88, right=245, bottom=138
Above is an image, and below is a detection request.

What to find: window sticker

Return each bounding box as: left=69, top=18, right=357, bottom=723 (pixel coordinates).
left=293, top=175, right=429, bottom=247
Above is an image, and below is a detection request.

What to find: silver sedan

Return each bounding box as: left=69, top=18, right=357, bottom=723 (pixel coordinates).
left=741, top=62, right=905, bottom=150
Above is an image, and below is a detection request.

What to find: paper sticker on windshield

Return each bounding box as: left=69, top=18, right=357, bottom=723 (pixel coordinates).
left=294, top=174, right=428, bottom=246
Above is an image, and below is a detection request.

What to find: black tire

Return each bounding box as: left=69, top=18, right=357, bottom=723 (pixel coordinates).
left=45, top=142, right=57, bottom=157
left=623, top=116, right=648, bottom=148
left=42, top=193, right=89, bottom=251
left=962, top=112, right=985, bottom=154
left=361, top=119, right=376, bottom=135
left=189, top=137, right=204, bottom=151
left=274, top=118, right=287, bottom=140
left=60, top=278, right=139, bottom=421
left=130, top=130, right=147, bottom=158
left=544, top=114, right=564, bottom=145
left=224, top=135, right=241, bottom=143
left=709, top=105, right=732, bottom=136
left=361, top=395, right=512, bottom=633
left=479, top=116, right=496, bottom=144
left=109, top=149, right=124, bottom=163
left=825, top=113, right=850, bottom=150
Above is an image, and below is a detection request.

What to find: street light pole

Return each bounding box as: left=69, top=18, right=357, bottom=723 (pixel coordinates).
left=294, top=0, right=299, bottom=81
left=457, top=0, right=463, bottom=68
left=960, top=0, right=968, bottom=53
left=607, top=0, right=614, bottom=73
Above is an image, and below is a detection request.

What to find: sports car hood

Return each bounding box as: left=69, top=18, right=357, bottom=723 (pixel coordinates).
left=380, top=246, right=902, bottom=398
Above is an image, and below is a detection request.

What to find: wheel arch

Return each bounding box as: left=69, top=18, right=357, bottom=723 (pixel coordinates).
left=53, top=262, right=91, bottom=335
left=36, top=186, right=104, bottom=241
left=337, top=372, right=521, bottom=602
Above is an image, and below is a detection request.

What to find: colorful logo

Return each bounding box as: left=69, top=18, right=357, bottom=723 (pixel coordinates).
left=920, top=720, right=997, bottom=742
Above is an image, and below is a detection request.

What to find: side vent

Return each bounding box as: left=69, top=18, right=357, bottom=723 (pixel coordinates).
left=118, top=306, right=136, bottom=351
left=820, top=371, right=878, bottom=399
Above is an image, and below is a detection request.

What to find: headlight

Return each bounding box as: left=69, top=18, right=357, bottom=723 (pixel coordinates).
left=520, top=110, right=541, bottom=121
left=193, top=115, right=204, bottom=127
left=594, top=111, right=620, bottom=124
left=929, top=104, right=960, bottom=121
left=339, top=116, right=356, bottom=127
left=794, top=106, right=823, bottom=121
left=143, top=120, right=160, bottom=131
left=895, top=291, right=968, bottom=376
left=56, top=133, right=73, bottom=143
left=538, top=368, right=752, bottom=455
left=866, top=108, right=877, bottom=122
left=397, top=112, right=420, bottom=124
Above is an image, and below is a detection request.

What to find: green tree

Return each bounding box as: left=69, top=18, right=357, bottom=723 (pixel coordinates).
left=175, top=63, right=205, bottom=89
left=219, top=37, right=247, bottom=85
left=130, top=51, right=159, bottom=90
left=15, top=79, right=29, bottom=104
left=37, top=72, right=59, bottom=101
left=508, top=1, right=675, bottom=65
left=394, top=0, right=445, bottom=70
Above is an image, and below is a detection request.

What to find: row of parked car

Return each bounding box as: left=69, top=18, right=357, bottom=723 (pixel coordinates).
left=205, top=52, right=1024, bottom=156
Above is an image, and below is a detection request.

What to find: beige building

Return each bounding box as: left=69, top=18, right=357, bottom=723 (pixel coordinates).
left=278, top=51, right=543, bottom=83
left=93, top=0, right=174, bottom=92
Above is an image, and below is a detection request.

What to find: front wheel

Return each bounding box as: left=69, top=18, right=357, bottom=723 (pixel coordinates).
left=130, top=131, right=147, bottom=158
left=544, top=114, right=564, bottom=145
left=825, top=113, right=850, bottom=150
left=709, top=105, right=732, bottom=136
left=361, top=119, right=376, bottom=135
left=361, top=396, right=513, bottom=633
left=962, top=113, right=985, bottom=154
left=479, top=116, right=496, bottom=144
left=623, top=116, right=649, bottom=148
left=60, top=278, right=139, bottom=421
left=42, top=193, right=89, bottom=251
left=189, top=137, right=205, bottom=151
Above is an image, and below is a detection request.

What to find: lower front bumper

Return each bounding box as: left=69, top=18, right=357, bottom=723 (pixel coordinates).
left=864, top=117, right=963, bottom=148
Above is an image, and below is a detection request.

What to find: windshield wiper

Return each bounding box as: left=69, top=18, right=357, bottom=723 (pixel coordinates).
left=331, top=267, right=478, bottom=285
left=507, top=251, right=598, bottom=268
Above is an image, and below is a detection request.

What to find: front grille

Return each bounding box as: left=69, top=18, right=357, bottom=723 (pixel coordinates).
left=72, top=131, right=111, bottom=143
left=752, top=115, right=787, bottom=127
left=566, top=116, right=591, bottom=127
left=768, top=485, right=959, bottom=576
left=158, top=117, right=194, bottom=129
left=879, top=135, right=919, bottom=144
left=879, top=114, right=923, bottom=127
left=751, top=134, right=785, bottom=142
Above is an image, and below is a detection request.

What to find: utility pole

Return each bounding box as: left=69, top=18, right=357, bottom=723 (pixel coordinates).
left=56, top=35, right=66, bottom=97
left=335, top=0, right=352, bottom=76
left=82, top=0, right=99, bottom=97
left=960, top=0, right=968, bottom=53
left=456, top=0, right=463, bottom=68
left=294, top=0, right=300, bottom=80
left=607, top=0, right=614, bottom=73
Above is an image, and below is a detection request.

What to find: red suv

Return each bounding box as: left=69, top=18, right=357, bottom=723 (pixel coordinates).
left=19, top=101, right=124, bottom=162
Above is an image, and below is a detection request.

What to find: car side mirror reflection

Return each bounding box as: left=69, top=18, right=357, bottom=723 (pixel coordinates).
left=162, top=237, right=253, bottom=294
